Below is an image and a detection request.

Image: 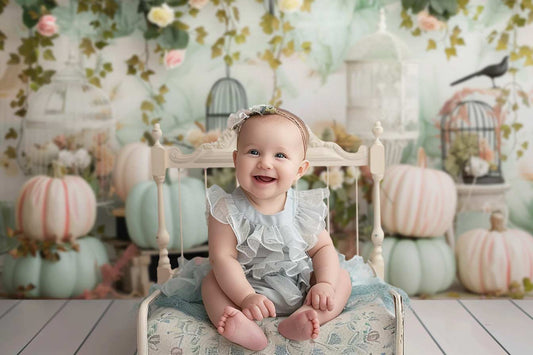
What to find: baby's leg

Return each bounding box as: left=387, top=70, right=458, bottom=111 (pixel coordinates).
left=201, top=270, right=268, bottom=351
left=278, top=268, right=351, bottom=341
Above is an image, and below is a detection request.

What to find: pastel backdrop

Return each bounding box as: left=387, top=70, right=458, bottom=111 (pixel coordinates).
left=0, top=0, right=532, bottom=240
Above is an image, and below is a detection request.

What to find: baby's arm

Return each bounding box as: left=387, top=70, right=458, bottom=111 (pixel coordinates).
left=306, top=230, right=341, bottom=311
left=207, top=215, right=276, bottom=320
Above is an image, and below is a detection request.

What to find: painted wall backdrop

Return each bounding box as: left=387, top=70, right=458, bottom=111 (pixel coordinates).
left=0, top=0, right=532, bottom=239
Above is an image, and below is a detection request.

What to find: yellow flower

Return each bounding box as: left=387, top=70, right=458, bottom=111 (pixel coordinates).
left=147, top=3, right=174, bottom=28
left=278, top=0, right=303, bottom=13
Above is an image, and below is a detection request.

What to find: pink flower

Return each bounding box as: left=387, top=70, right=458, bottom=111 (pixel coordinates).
left=417, top=11, right=444, bottom=31
left=36, top=15, right=58, bottom=37
left=189, top=0, right=209, bottom=10
left=164, top=49, right=186, bottom=69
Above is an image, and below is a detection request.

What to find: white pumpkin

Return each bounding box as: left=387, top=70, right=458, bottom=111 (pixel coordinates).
left=456, top=211, right=533, bottom=294
left=16, top=175, right=97, bottom=242
left=112, top=142, right=152, bottom=201
left=381, top=148, right=457, bottom=237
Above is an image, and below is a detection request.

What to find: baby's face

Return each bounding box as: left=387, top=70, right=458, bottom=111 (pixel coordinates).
left=233, top=115, right=309, bottom=205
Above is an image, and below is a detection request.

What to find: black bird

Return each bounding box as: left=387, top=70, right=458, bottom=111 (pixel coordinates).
left=450, top=56, right=509, bottom=88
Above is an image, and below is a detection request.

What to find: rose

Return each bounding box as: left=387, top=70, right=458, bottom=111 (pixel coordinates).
left=36, top=15, right=58, bottom=37
left=278, top=0, right=303, bottom=13
left=147, top=3, right=174, bottom=28
left=320, top=167, right=344, bottom=190
left=417, top=11, right=444, bottom=31
left=189, top=0, right=209, bottom=10
left=164, top=49, right=186, bottom=69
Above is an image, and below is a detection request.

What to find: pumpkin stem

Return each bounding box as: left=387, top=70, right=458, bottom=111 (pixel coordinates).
left=51, top=161, right=65, bottom=179
left=489, top=210, right=506, bottom=232
left=417, top=147, right=427, bottom=168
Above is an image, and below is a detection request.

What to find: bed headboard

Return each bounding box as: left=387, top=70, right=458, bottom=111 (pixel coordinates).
left=150, top=121, right=385, bottom=283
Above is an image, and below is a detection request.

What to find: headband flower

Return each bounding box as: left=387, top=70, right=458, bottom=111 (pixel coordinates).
left=227, top=104, right=277, bottom=130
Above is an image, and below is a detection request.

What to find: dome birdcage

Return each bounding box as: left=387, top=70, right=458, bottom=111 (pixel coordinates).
left=345, top=9, right=418, bottom=167
left=205, top=66, right=248, bottom=132
left=16, top=54, right=116, bottom=203
left=440, top=99, right=504, bottom=184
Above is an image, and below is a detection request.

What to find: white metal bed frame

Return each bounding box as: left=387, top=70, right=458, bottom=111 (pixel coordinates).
left=137, top=121, right=404, bottom=354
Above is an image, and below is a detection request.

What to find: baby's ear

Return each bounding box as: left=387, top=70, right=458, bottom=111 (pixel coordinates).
left=297, top=160, right=310, bottom=179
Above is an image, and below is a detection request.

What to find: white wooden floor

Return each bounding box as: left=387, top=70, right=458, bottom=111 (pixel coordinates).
left=0, top=299, right=532, bottom=354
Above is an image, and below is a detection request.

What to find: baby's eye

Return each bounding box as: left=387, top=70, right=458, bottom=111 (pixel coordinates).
left=248, top=149, right=259, bottom=156
left=275, top=153, right=287, bottom=159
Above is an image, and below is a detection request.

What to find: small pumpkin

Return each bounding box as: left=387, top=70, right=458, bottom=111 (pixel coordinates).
left=381, top=148, right=457, bottom=237
left=125, top=176, right=207, bottom=250
left=112, top=142, right=152, bottom=202
left=16, top=174, right=97, bottom=242
left=362, top=236, right=456, bottom=296
left=456, top=211, right=533, bottom=294
left=2, top=236, right=109, bottom=298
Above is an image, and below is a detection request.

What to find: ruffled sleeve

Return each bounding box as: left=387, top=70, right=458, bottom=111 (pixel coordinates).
left=206, top=185, right=232, bottom=224
left=294, top=188, right=329, bottom=250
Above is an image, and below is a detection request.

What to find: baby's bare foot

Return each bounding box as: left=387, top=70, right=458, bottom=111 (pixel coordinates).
left=278, top=309, right=320, bottom=341
left=217, top=306, right=268, bottom=351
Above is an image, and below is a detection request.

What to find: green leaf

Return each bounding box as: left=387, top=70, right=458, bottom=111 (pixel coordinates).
left=103, top=62, right=113, bottom=72
left=496, top=33, right=509, bottom=51
left=5, top=128, right=18, bottom=140
left=4, top=146, right=17, bottom=159
left=159, top=85, right=169, bottom=95
left=195, top=26, right=207, bottom=45
left=8, top=53, right=20, bottom=64
left=157, top=26, right=189, bottom=49
left=85, top=68, right=94, bottom=77
left=260, top=13, right=279, bottom=35
left=79, top=38, right=95, bottom=57
left=88, top=76, right=101, bottom=88
left=501, top=124, right=511, bottom=139
left=511, top=122, right=523, bottom=131
left=42, top=49, right=55, bottom=61
left=445, top=46, right=457, bottom=59
left=427, top=39, right=437, bottom=50
left=141, top=100, right=155, bottom=112
left=141, top=69, right=155, bottom=82
left=281, top=40, right=294, bottom=56
left=411, top=27, right=421, bottom=36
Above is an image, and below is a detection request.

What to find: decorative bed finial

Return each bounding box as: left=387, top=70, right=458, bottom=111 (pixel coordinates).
left=153, top=123, right=162, bottom=145
left=372, top=121, right=383, bottom=140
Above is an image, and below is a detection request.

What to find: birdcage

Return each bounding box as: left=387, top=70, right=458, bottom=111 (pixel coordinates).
left=345, top=9, right=418, bottom=167
left=16, top=54, right=116, bottom=203
left=440, top=99, right=504, bottom=184
left=205, top=66, right=248, bottom=132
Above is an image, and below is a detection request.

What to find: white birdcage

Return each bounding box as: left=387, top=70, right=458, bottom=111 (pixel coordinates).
left=345, top=9, right=419, bottom=167
left=16, top=53, right=116, bottom=204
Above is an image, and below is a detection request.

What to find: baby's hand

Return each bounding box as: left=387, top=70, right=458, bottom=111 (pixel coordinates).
left=240, top=293, right=276, bottom=321
left=305, top=282, right=335, bottom=311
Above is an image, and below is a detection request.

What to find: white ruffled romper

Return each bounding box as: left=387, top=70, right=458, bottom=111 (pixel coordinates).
left=206, top=185, right=329, bottom=315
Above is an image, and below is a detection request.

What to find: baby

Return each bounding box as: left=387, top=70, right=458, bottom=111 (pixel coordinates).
left=201, top=105, right=351, bottom=350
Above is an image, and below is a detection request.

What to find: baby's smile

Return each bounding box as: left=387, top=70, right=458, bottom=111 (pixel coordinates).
left=254, top=175, right=276, bottom=183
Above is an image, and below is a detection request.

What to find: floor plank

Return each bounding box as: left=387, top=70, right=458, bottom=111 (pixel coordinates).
left=460, top=299, right=533, bottom=354
left=411, top=300, right=507, bottom=355
left=76, top=299, right=140, bottom=355
left=0, top=299, right=67, bottom=354
left=512, top=299, right=533, bottom=318
left=0, top=299, right=20, bottom=317
left=404, top=306, right=443, bottom=355
left=19, top=299, right=111, bottom=355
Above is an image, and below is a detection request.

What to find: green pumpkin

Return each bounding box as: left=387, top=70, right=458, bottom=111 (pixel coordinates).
left=2, top=236, right=109, bottom=298
left=125, top=176, right=207, bottom=250
left=362, top=237, right=455, bottom=296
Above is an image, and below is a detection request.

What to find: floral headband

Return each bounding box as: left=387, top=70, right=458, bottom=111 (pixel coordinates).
left=228, top=104, right=309, bottom=157
left=227, top=104, right=277, bottom=130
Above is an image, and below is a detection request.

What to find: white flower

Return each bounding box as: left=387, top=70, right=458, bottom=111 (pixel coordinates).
left=320, top=167, right=344, bottom=190
left=147, top=3, right=175, bottom=28
left=278, top=0, right=303, bottom=13
left=464, top=156, right=489, bottom=177
left=58, top=150, right=75, bottom=168
left=73, top=149, right=92, bottom=170
left=344, top=166, right=360, bottom=185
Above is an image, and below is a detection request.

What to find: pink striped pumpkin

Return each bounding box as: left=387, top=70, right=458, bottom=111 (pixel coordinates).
left=380, top=149, right=457, bottom=237
left=456, top=211, right=533, bottom=294
left=16, top=175, right=97, bottom=242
